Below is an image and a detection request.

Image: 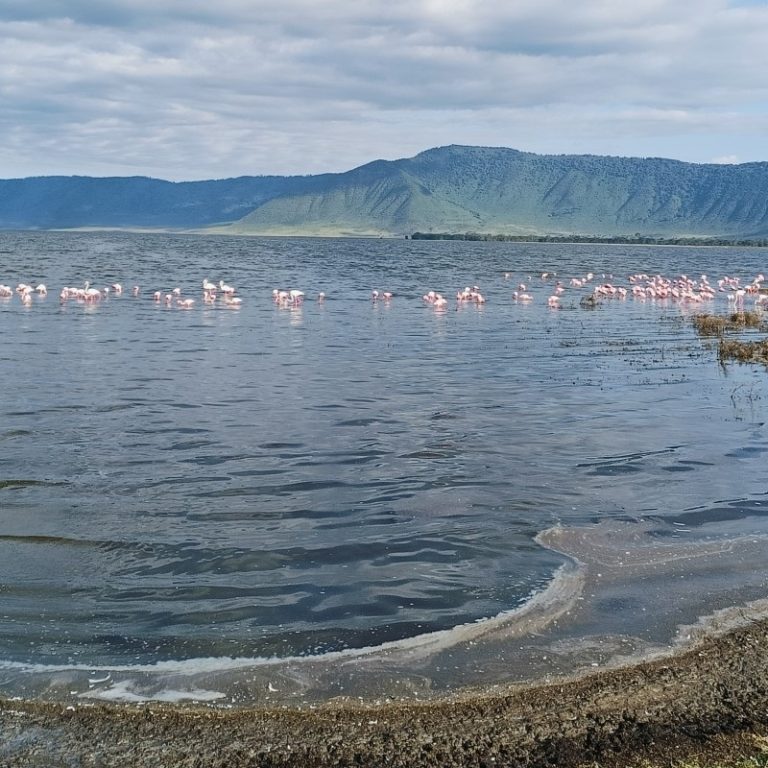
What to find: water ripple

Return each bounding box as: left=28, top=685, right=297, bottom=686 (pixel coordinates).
left=1, top=233, right=767, bottom=668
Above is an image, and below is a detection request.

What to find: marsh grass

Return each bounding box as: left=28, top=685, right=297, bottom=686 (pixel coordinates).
left=691, top=311, right=768, bottom=366
left=719, top=338, right=768, bottom=365
left=692, top=311, right=765, bottom=336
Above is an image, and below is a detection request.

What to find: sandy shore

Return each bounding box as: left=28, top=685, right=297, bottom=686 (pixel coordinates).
left=3, top=614, right=768, bottom=767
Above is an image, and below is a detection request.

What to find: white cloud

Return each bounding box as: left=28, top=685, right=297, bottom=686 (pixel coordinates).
left=0, top=1, right=767, bottom=178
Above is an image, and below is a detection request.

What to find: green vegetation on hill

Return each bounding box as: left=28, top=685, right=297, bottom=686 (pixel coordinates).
left=3, top=145, right=768, bottom=238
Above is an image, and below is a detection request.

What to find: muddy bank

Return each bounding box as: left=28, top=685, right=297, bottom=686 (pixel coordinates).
left=3, top=614, right=768, bottom=767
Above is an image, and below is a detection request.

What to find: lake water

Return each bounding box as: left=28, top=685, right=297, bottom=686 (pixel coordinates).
left=2, top=231, right=768, bottom=704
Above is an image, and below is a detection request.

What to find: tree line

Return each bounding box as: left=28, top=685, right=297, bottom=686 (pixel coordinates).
left=409, top=232, right=768, bottom=247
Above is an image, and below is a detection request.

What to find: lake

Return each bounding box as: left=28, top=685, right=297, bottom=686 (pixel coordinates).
left=1, top=231, right=768, bottom=705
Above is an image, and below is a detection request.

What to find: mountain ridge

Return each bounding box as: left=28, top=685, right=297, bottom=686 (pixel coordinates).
left=2, top=145, right=768, bottom=238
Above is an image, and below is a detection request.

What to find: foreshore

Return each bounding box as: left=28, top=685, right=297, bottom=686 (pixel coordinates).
left=3, top=614, right=768, bottom=767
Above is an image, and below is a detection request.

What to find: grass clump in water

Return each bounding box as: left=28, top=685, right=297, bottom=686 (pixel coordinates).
left=693, top=314, right=728, bottom=336
left=692, top=311, right=764, bottom=336
left=732, top=310, right=764, bottom=328
left=719, top=338, right=768, bottom=365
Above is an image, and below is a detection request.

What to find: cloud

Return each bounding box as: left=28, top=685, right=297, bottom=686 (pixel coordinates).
left=0, top=1, right=767, bottom=179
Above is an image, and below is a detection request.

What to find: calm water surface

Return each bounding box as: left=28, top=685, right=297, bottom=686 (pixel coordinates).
left=1, top=232, right=768, bottom=689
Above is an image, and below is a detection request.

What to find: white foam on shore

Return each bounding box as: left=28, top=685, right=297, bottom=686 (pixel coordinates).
left=0, top=559, right=584, bottom=679
left=81, top=680, right=226, bottom=703
left=6, top=520, right=768, bottom=704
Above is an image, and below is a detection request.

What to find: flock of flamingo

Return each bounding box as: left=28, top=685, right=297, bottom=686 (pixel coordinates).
left=0, top=279, right=243, bottom=308
left=0, top=270, right=766, bottom=311
left=415, top=270, right=768, bottom=310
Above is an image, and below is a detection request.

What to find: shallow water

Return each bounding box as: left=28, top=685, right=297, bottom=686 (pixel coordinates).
left=1, top=231, right=768, bottom=703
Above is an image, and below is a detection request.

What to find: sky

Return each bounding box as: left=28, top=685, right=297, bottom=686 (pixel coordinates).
left=1, top=0, right=768, bottom=180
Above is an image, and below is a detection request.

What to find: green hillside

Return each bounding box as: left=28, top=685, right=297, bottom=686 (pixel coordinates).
left=226, top=146, right=768, bottom=238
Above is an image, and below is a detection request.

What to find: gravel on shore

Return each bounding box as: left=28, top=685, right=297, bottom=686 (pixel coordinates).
left=3, top=615, right=768, bottom=767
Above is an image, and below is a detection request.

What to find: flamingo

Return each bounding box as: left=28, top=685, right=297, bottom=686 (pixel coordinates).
left=84, top=284, right=102, bottom=301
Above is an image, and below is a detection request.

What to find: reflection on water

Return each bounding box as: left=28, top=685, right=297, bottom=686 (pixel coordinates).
left=1, top=232, right=768, bottom=702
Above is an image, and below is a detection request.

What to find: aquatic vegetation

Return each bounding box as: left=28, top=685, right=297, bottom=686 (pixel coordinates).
left=732, top=310, right=764, bottom=328
left=694, top=310, right=768, bottom=365
left=719, top=338, right=768, bottom=365
left=692, top=314, right=728, bottom=335
left=692, top=311, right=764, bottom=336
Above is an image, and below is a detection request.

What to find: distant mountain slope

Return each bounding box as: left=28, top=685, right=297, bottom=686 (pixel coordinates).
left=0, top=175, right=303, bottom=229
left=227, top=146, right=768, bottom=237
left=3, top=146, right=768, bottom=237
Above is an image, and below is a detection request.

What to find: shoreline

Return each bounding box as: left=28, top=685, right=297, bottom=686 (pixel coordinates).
left=25, top=226, right=768, bottom=245
left=6, top=519, right=768, bottom=766
left=3, top=615, right=768, bottom=767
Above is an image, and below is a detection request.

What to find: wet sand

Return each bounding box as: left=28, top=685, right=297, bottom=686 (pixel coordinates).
left=5, top=519, right=768, bottom=766
left=3, top=615, right=768, bottom=767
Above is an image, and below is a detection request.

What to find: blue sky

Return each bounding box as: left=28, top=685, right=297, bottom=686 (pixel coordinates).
left=1, top=0, right=767, bottom=180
